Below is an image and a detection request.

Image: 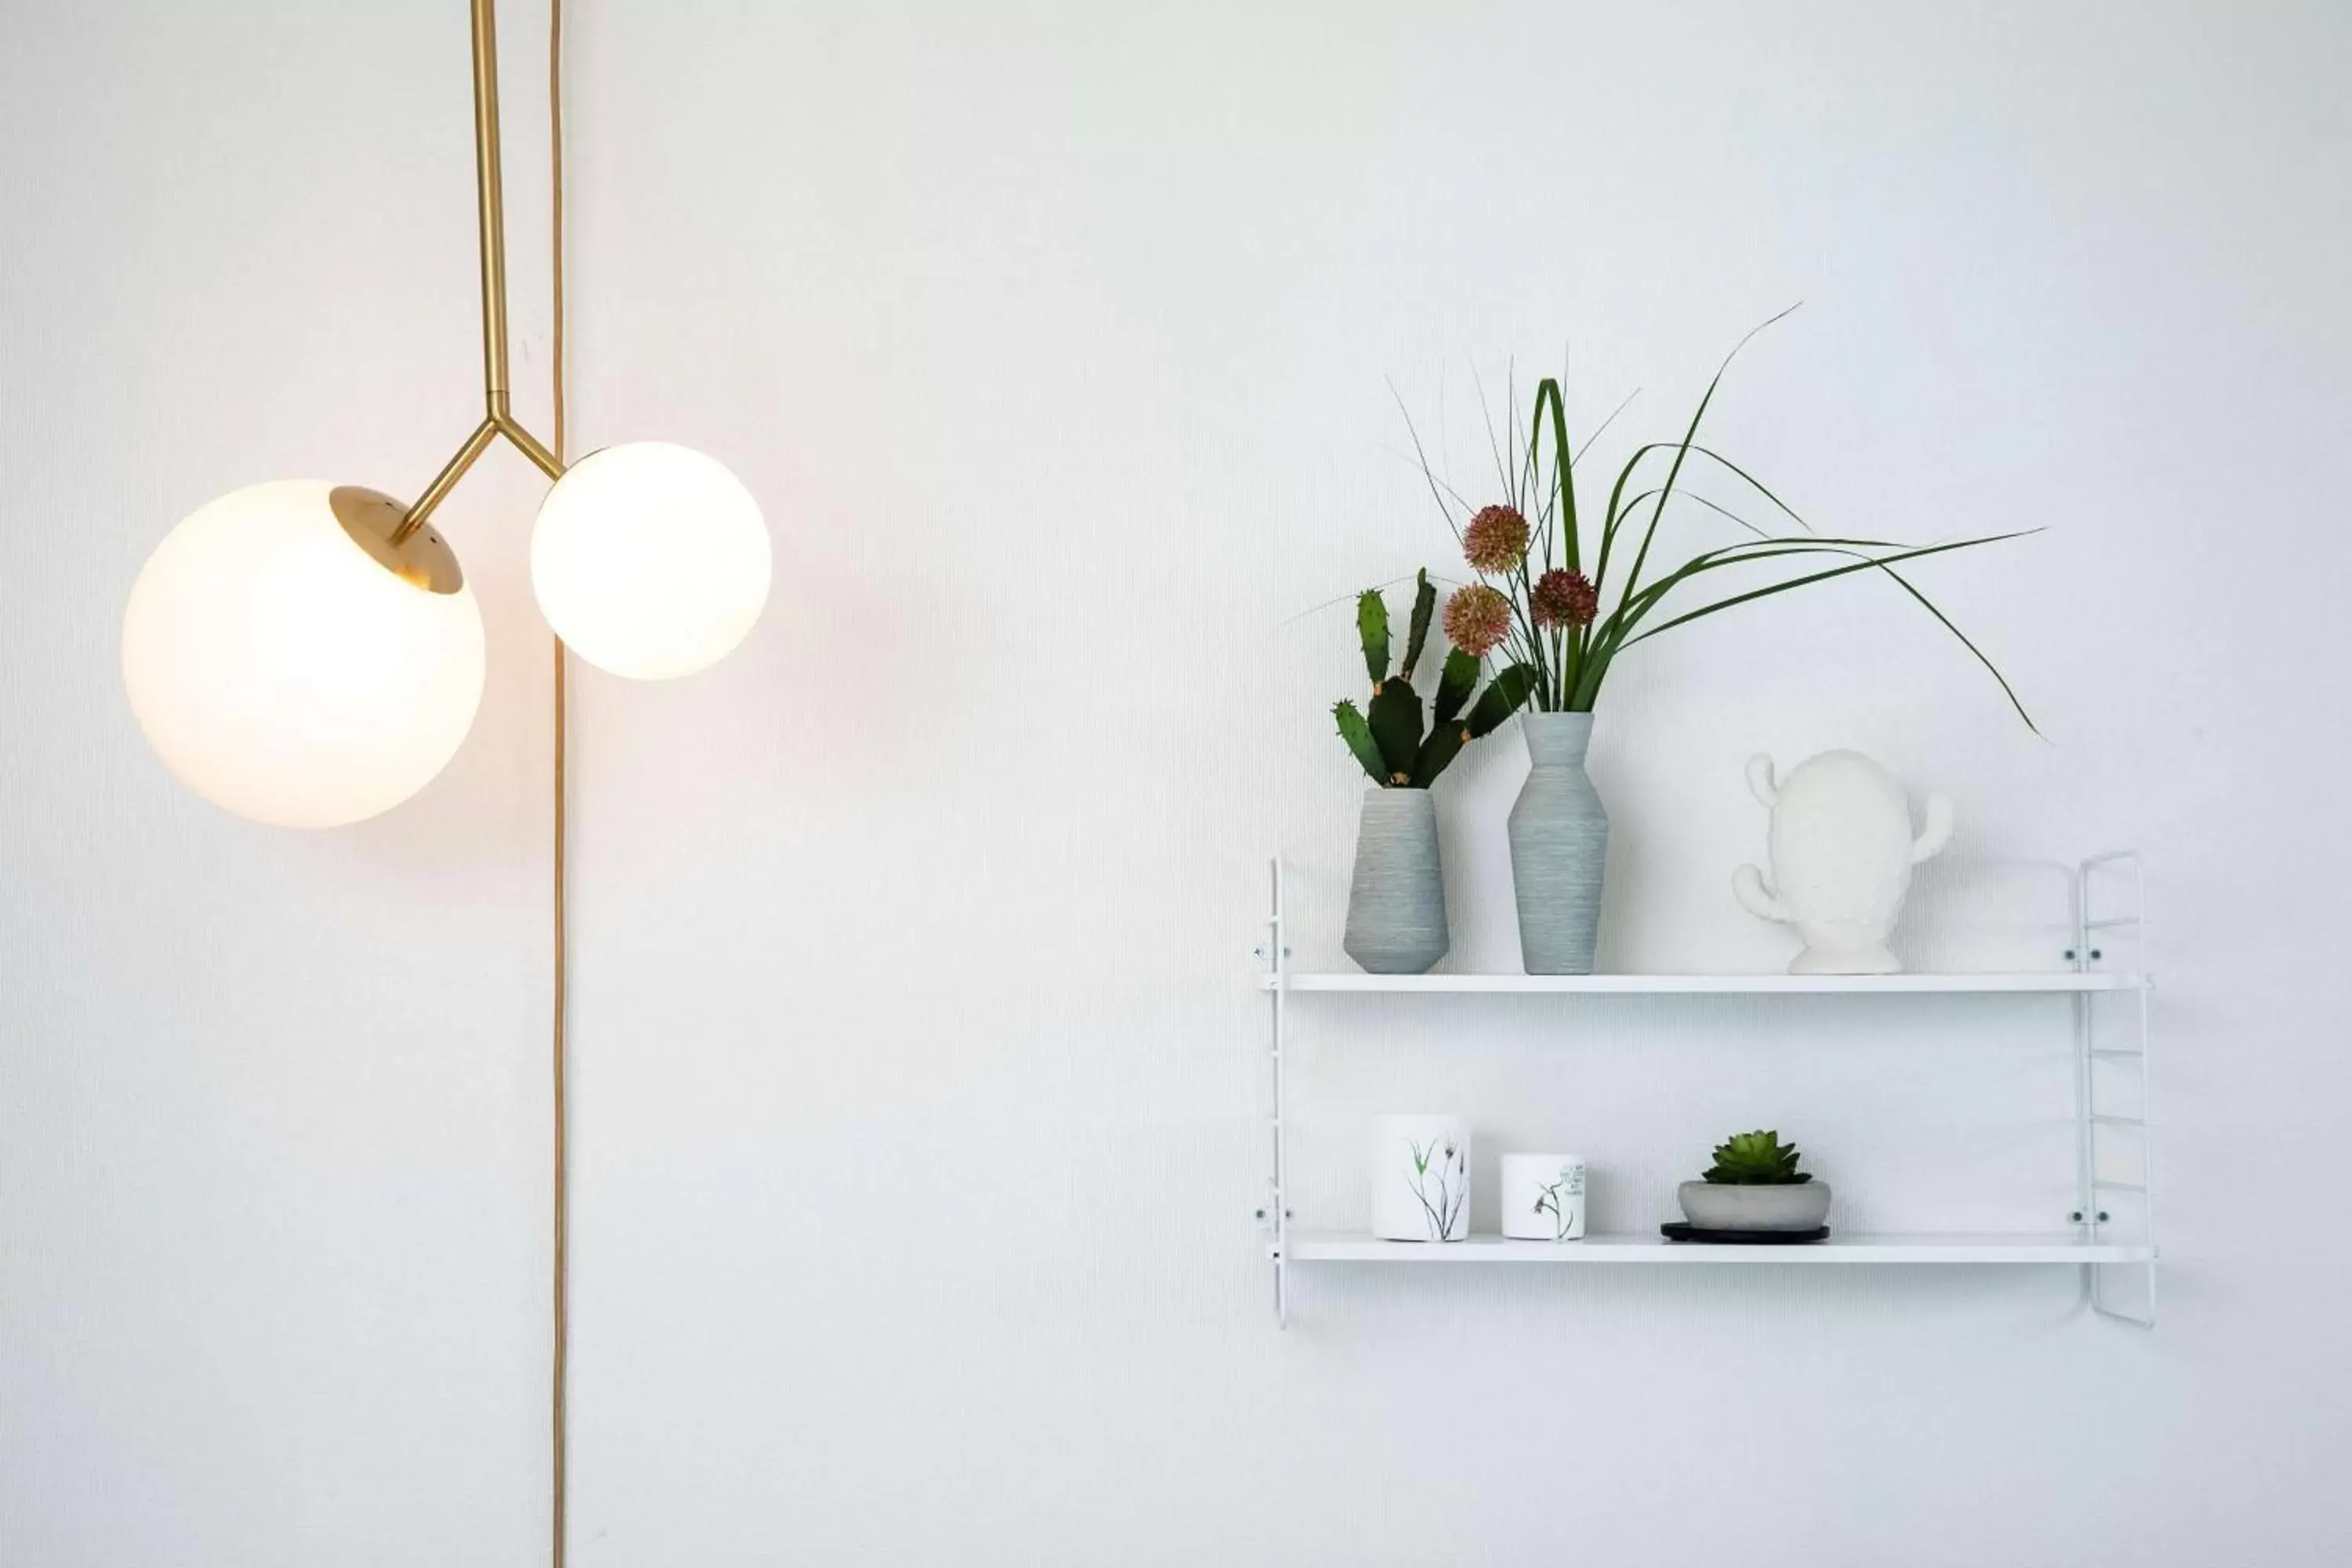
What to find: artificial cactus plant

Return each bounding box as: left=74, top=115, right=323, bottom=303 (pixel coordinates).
left=1334, top=570, right=1534, bottom=788
left=1700, top=1130, right=1812, bottom=1185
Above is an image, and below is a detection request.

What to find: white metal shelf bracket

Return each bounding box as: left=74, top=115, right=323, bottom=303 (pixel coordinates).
left=1258, top=857, right=1291, bottom=1327
left=2073, top=851, right=2158, bottom=1328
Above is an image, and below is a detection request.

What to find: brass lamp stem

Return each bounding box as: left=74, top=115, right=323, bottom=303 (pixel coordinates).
left=390, top=0, right=567, bottom=546
left=472, top=0, right=510, bottom=405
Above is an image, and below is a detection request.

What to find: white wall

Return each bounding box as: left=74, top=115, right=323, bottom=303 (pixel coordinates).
left=7, top=2, right=2351, bottom=1563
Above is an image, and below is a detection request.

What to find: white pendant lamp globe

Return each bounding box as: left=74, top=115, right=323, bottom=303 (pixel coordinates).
left=122, top=481, right=486, bottom=828
left=530, top=441, right=770, bottom=680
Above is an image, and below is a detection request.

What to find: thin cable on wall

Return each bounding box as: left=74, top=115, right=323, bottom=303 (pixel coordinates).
left=548, top=0, right=572, bottom=1561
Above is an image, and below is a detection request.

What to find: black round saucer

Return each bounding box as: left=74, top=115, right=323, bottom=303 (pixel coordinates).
left=1661, top=1221, right=1830, bottom=1245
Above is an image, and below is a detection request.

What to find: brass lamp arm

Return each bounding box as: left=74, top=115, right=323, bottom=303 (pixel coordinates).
left=391, top=0, right=566, bottom=546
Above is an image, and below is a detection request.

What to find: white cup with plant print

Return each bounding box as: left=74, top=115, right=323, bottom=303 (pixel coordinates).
left=1372, top=1115, right=1471, bottom=1242
left=1500, top=1153, right=1587, bottom=1241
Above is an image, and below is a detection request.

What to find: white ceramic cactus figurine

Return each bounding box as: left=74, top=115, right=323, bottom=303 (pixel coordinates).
left=1733, top=750, right=1953, bottom=975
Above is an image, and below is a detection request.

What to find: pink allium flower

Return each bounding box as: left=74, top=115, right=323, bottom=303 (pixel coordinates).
left=1462, top=505, right=1530, bottom=574
left=1443, top=584, right=1513, bottom=658
left=1530, top=568, right=1599, bottom=629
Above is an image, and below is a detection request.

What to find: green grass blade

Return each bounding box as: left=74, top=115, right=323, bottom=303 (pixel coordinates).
left=1876, top=561, right=2040, bottom=733
left=1530, top=379, right=1580, bottom=575
left=1573, top=388, right=1639, bottom=466
left=1593, top=469, right=1670, bottom=597
left=1609, top=533, right=1933, bottom=632
left=1612, top=532, right=2042, bottom=730
left=1676, top=490, right=1776, bottom=541
left=1621, top=531, right=2039, bottom=645
left=1680, top=445, right=1810, bottom=532
left=1390, top=382, right=1469, bottom=548
left=1579, top=530, right=2024, bottom=710
left=1617, top=304, right=1800, bottom=606
left=1826, top=554, right=2043, bottom=735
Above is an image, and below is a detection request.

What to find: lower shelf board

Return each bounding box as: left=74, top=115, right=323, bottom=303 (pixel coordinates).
left=1282, top=1231, right=2156, bottom=1265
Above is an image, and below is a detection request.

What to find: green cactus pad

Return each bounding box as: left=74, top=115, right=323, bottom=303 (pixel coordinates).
left=1367, top=676, right=1424, bottom=782
left=1333, top=701, right=1387, bottom=784
left=1410, top=721, right=1465, bottom=787
left=1356, top=590, right=1390, bottom=686
left=1432, top=648, right=1477, bottom=728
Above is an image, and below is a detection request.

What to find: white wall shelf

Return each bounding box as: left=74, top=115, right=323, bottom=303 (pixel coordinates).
left=1287, top=1231, right=2157, bottom=1265
left=1254, top=851, right=2158, bottom=1328
left=1260, top=971, right=2146, bottom=995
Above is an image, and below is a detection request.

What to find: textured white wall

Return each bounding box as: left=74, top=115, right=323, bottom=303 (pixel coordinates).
left=6, top=2, right=2352, bottom=1564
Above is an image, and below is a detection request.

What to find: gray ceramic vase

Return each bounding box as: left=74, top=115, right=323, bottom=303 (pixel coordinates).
left=1343, top=787, right=1448, bottom=975
left=1507, top=711, right=1609, bottom=975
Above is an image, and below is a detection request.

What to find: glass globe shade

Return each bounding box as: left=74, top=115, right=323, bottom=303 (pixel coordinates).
left=529, top=441, right=770, bottom=680
left=121, top=480, right=487, bottom=829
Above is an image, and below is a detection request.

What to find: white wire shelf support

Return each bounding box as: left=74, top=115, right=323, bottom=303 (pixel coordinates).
left=2073, top=851, right=2158, bottom=1327
left=1253, top=858, right=1292, bottom=1327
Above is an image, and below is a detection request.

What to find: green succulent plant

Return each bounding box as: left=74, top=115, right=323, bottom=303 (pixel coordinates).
left=1333, top=569, right=1534, bottom=789
left=1701, top=1129, right=1812, bottom=1185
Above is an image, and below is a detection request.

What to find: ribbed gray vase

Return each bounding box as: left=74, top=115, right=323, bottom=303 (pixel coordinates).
left=1508, top=712, right=1609, bottom=975
left=1343, top=787, right=1448, bottom=975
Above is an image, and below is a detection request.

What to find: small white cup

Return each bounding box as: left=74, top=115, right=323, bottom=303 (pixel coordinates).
left=1501, top=1153, right=1587, bottom=1240
left=1372, top=1115, right=1471, bottom=1241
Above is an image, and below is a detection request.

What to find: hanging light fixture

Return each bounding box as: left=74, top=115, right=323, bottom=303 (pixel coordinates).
left=130, top=5, right=620, bottom=1563
left=119, top=0, right=768, bottom=827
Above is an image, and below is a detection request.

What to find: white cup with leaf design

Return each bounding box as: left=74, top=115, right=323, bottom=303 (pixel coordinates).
left=1372, top=1115, right=1471, bottom=1242
left=1501, top=1152, right=1587, bottom=1241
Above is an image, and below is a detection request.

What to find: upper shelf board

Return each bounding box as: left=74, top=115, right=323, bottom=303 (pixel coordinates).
left=1259, top=971, right=2146, bottom=995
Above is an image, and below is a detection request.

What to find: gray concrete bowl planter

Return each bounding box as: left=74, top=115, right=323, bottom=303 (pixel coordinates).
left=1676, top=1179, right=1832, bottom=1232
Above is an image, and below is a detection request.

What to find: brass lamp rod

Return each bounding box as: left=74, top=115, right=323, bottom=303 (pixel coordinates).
left=473, top=0, right=510, bottom=405
left=391, top=0, right=566, bottom=546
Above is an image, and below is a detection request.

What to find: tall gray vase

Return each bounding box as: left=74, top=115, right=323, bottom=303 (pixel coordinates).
left=1343, top=787, right=1449, bottom=975
left=1508, top=712, right=1608, bottom=975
